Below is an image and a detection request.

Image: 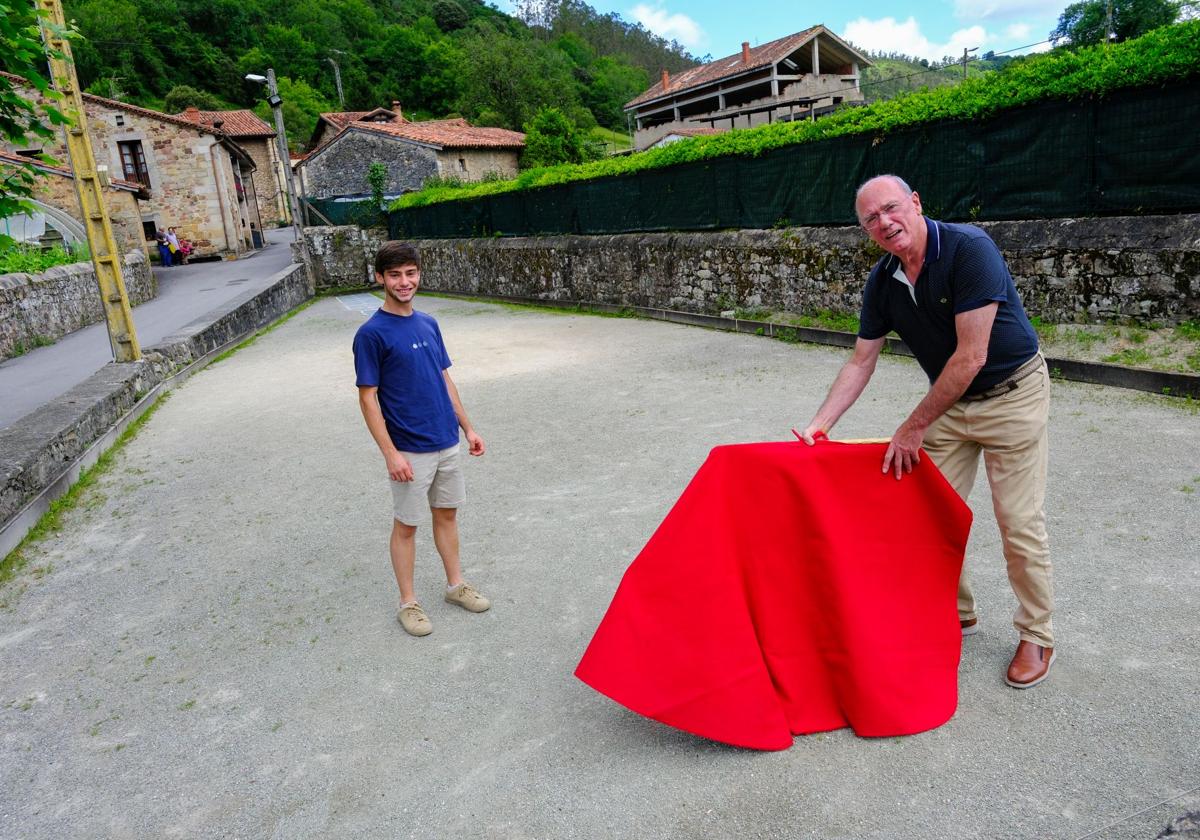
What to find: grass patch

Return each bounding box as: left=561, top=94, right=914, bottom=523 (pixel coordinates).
left=7, top=334, right=56, bottom=358
left=0, top=243, right=90, bottom=274
left=208, top=298, right=319, bottom=365
left=0, top=393, right=173, bottom=590
left=1103, top=348, right=1153, bottom=366
left=1174, top=321, right=1200, bottom=341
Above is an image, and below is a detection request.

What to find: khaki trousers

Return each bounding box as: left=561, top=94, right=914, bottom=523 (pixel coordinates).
left=922, top=360, right=1054, bottom=646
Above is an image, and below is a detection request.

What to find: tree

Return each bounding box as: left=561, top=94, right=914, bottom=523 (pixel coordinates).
left=432, top=0, right=469, bottom=33
left=0, top=1, right=71, bottom=243
left=455, top=30, right=580, bottom=130
left=163, top=85, right=224, bottom=112
left=521, top=106, right=589, bottom=167
left=1050, top=0, right=1184, bottom=45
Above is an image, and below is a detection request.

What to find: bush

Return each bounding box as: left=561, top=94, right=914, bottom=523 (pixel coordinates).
left=0, top=243, right=89, bottom=274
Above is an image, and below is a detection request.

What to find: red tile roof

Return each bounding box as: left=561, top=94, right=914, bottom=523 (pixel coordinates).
left=626, top=25, right=870, bottom=109
left=321, top=111, right=373, bottom=127
left=0, top=148, right=144, bottom=191
left=353, top=118, right=525, bottom=150
left=177, top=108, right=275, bottom=137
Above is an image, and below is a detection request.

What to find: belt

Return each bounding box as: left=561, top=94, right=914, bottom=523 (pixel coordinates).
left=960, top=354, right=1044, bottom=402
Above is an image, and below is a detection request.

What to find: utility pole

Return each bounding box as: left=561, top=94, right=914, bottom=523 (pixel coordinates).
left=961, top=46, right=978, bottom=80
left=327, top=51, right=345, bottom=110
left=37, top=0, right=141, bottom=363
left=247, top=69, right=305, bottom=241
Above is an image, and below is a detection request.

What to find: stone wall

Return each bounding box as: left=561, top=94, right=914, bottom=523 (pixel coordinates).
left=301, top=214, right=1200, bottom=324
left=296, top=225, right=388, bottom=289
left=0, top=252, right=156, bottom=360
left=241, top=136, right=290, bottom=225
left=435, top=149, right=520, bottom=182
left=298, top=131, right=438, bottom=200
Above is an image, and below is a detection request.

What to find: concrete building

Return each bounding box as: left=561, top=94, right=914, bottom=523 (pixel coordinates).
left=3, top=72, right=264, bottom=259
left=298, top=106, right=524, bottom=201
left=176, top=107, right=291, bottom=226
left=625, top=26, right=873, bottom=151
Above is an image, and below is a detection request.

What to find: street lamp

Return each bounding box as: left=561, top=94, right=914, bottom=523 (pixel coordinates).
left=246, top=69, right=304, bottom=242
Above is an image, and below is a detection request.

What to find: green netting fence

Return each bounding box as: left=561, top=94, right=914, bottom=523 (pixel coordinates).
left=305, top=198, right=386, bottom=228
left=388, top=83, right=1200, bottom=240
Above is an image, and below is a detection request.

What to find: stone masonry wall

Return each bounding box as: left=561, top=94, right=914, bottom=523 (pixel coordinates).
left=241, top=137, right=289, bottom=225
left=300, top=131, right=438, bottom=200
left=435, top=149, right=520, bottom=182
left=302, top=214, right=1200, bottom=324
left=0, top=251, right=156, bottom=360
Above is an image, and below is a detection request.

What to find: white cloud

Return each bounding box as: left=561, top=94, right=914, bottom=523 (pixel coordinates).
left=843, top=16, right=989, bottom=63
left=1005, top=22, right=1032, bottom=40
left=953, top=0, right=1067, bottom=22
left=629, top=3, right=708, bottom=51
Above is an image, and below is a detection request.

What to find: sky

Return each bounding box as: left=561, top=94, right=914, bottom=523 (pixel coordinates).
left=499, top=0, right=1073, bottom=63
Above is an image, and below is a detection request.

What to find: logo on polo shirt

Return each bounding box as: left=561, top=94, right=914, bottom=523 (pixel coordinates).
left=411, top=341, right=430, bottom=350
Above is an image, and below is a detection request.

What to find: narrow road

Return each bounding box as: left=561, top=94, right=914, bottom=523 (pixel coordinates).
left=0, top=228, right=298, bottom=429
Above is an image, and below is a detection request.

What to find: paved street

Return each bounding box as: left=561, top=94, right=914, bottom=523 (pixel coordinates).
left=0, top=295, right=1197, bottom=839
left=0, top=228, right=298, bottom=430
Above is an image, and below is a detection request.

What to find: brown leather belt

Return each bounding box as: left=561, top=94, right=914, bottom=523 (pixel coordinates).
left=960, top=353, right=1045, bottom=402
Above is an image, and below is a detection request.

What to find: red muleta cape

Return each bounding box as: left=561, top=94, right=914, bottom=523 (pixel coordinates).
left=575, top=440, right=972, bottom=750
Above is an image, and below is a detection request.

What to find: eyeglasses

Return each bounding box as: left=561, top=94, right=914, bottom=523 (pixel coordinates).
left=860, top=201, right=904, bottom=230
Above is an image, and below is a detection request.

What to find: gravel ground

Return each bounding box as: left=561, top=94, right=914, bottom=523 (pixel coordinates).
left=1, top=294, right=1197, bottom=840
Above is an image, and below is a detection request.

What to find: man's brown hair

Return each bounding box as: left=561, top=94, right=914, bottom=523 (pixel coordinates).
left=374, top=241, right=421, bottom=275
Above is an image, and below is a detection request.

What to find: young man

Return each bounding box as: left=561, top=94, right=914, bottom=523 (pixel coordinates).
left=353, top=242, right=490, bottom=637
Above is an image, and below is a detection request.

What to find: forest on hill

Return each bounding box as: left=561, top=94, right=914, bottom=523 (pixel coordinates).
left=55, top=0, right=700, bottom=148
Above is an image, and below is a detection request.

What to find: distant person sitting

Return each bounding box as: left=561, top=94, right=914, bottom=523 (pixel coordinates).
left=177, top=236, right=192, bottom=264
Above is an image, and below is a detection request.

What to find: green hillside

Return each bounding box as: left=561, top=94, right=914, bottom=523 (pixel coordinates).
left=47, top=0, right=698, bottom=148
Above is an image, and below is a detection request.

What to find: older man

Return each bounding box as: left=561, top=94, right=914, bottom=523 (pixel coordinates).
left=798, top=175, right=1055, bottom=688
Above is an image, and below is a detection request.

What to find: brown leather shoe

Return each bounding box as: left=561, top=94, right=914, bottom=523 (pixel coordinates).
left=1006, top=640, right=1056, bottom=688
left=960, top=617, right=979, bottom=636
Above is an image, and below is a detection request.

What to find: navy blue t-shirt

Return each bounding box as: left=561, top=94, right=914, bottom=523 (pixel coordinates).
left=858, top=218, right=1039, bottom=395
left=352, top=308, right=459, bottom=452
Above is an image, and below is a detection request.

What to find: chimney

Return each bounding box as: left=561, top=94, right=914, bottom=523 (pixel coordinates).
left=742, top=41, right=751, bottom=63
left=661, top=69, right=670, bottom=89
left=184, top=105, right=201, bottom=122
left=392, top=100, right=405, bottom=121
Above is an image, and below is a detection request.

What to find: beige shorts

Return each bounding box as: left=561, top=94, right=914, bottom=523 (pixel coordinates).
left=390, top=445, right=465, bottom=526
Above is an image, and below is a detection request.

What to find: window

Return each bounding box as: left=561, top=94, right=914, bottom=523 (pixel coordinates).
left=458, top=158, right=467, bottom=172
left=142, top=220, right=157, bottom=241
left=115, top=115, right=125, bottom=127
left=118, top=140, right=150, bottom=187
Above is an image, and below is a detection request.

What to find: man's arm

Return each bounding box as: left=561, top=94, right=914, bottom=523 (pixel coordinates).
left=357, top=385, right=413, bottom=481
left=799, top=337, right=886, bottom=443
left=443, top=370, right=485, bottom=456
left=882, top=302, right=998, bottom=479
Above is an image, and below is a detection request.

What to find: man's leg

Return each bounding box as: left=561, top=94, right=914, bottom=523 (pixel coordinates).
left=978, top=366, right=1054, bottom=648
left=430, top=507, right=464, bottom=588
left=390, top=519, right=418, bottom=604
left=923, top=405, right=983, bottom=622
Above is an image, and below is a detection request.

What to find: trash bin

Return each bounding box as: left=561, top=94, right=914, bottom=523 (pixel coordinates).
left=251, top=228, right=263, bottom=248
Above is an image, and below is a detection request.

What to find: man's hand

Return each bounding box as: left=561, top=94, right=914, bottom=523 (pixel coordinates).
left=466, top=430, right=486, bottom=456
left=386, top=450, right=414, bottom=482
left=797, top=424, right=827, bottom=446
left=882, top=422, right=924, bottom=480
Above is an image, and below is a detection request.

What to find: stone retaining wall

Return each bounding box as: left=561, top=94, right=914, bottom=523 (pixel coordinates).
left=0, top=252, right=156, bottom=360
left=301, top=215, right=1200, bottom=325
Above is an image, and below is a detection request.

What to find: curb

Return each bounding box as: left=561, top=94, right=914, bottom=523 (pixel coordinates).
left=428, top=290, right=1200, bottom=400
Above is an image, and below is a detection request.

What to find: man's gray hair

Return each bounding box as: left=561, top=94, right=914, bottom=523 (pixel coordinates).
left=855, top=175, right=914, bottom=203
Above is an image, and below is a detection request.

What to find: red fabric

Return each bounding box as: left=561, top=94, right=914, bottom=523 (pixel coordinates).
left=575, top=440, right=972, bottom=751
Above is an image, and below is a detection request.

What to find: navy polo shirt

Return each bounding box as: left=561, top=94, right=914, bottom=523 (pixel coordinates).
left=858, top=218, right=1039, bottom=396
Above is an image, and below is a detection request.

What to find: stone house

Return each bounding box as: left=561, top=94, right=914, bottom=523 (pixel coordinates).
left=176, top=107, right=291, bottom=226
left=625, top=26, right=873, bottom=150
left=3, top=72, right=264, bottom=259
left=297, top=107, right=524, bottom=201
left=0, top=149, right=148, bottom=258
